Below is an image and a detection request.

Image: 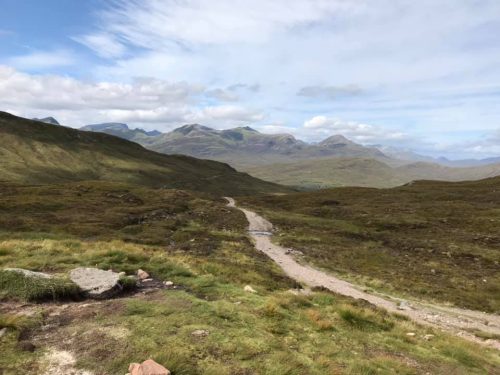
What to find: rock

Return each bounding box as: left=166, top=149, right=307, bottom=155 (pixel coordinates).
left=69, top=267, right=121, bottom=299
left=406, top=332, right=416, bottom=337
left=142, top=278, right=153, bottom=282
left=191, top=329, right=209, bottom=337
left=244, top=285, right=256, bottom=293
left=129, top=359, right=170, bottom=375
left=137, top=269, right=150, bottom=280
left=423, top=334, right=435, bottom=341
left=4, top=268, right=52, bottom=279
left=163, top=281, right=174, bottom=287
left=0, top=327, right=7, bottom=338
left=397, top=301, right=412, bottom=311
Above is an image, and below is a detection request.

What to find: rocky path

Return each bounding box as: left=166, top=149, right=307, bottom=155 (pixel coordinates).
left=226, top=197, right=500, bottom=350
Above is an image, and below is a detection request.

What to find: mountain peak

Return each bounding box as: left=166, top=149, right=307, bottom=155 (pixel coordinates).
left=173, top=124, right=216, bottom=135
left=239, top=126, right=259, bottom=133
left=33, top=116, right=60, bottom=125
left=319, top=134, right=353, bottom=146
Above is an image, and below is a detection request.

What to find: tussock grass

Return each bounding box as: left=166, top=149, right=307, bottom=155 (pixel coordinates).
left=0, top=270, right=79, bottom=302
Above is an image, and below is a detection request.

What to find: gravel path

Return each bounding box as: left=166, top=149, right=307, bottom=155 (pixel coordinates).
left=226, top=197, right=500, bottom=350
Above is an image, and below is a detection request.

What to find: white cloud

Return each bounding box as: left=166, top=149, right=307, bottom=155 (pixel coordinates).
left=0, top=66, right=263, bottom=129
left=89, top=0, right=345, bottom=48
left=297, top=85, right=363, bottom=99
left=7, top=50, right=76, bottom=70
left=73, top=33, right=126, bottom=59
left=206, top=88, right=239, bottom=102
left=198, top=105, right=264, bottom=123
left=303, top=115, right=407, bottom=143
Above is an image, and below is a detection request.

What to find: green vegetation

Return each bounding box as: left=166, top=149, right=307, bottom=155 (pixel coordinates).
left=0, top=270, right=79, bottom=302
left=240, top=177, right=500, bottom=312
left=1, top=181, right=498, bottom=373
left=244, top=157, right=500, bottom=189
left=0, top=111, right=287, bottom=196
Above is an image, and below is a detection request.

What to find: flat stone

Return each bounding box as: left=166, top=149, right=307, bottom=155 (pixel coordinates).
left=69, top=267, right=121, bottom=299
left=191, top=329, right=209, bottom=337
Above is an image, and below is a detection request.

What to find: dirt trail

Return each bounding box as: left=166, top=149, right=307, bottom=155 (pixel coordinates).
left=226, top=197, right=500, bottom=350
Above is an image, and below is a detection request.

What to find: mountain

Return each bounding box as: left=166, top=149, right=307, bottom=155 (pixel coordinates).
left=435, top=156, right=500, bottom=167
left=80, top=122, right=162, bottom=143
left=245, top=157, right=500, bottom=189
left=0, top=112, right=288, bottom=195
left=376, top=145, right=500, bottom=167
left=147, top=125, right=386, bottom=167
left=32, top=116, right=60, bottom=125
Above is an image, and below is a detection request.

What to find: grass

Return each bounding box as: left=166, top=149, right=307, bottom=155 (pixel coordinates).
left=240, top=177, right=500, bottom=312
left=0, top=111, right=288, bottom=196
left=0, top=181, right=499, bottom=374
left=0, top=270, right=79, bottom=302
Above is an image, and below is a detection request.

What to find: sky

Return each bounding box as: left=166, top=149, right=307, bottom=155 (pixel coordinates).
left=0, top=0, right=499, bottom=159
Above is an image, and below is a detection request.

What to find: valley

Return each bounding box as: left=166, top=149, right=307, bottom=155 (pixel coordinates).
left=0, top=114, right=499, bottom=374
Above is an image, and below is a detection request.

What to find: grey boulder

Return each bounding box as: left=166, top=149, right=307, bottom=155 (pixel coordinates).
left=69, top=267, right=121, bottom=299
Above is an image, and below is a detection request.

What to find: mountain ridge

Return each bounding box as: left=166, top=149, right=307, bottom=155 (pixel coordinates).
left=0, top=111, right=288, bottom=195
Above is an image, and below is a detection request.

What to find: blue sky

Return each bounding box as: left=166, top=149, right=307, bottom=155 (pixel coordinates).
left=1, top=0, right=499, bottom=159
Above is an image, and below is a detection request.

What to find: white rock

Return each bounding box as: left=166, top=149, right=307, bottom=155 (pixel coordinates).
left=164, top=281, right=174, bottom=287
left=397, top=301, right=413, bottom=311
left=191, top=329, right=209, bottom=337
left=137, top=269, right=150, bottom=280
left=244, top=285, right=257, bottom=293
left=406, top=332, right=416, bottom=337
left=69, top=268, right=121, bottom=299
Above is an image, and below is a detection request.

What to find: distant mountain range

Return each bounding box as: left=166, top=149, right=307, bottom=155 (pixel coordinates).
left=78, top=122, right=388, bottom=167
left=0, top=112, right=286, bottom=195
left=81, top=123, right=161, bottom=142
left=76, top=120, right=500, bottom=168
left=26, top=116, right=500, bottom=188
left=246, top=157, right=500, bottom=189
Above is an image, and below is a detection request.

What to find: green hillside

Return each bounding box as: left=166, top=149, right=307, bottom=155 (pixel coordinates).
left=0, top=112, right=287, bottom=196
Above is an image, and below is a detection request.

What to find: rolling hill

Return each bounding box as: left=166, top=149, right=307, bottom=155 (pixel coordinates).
left=244, top=157, right=500, bottom=189
left=0, top=112, right=288, bottom=195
